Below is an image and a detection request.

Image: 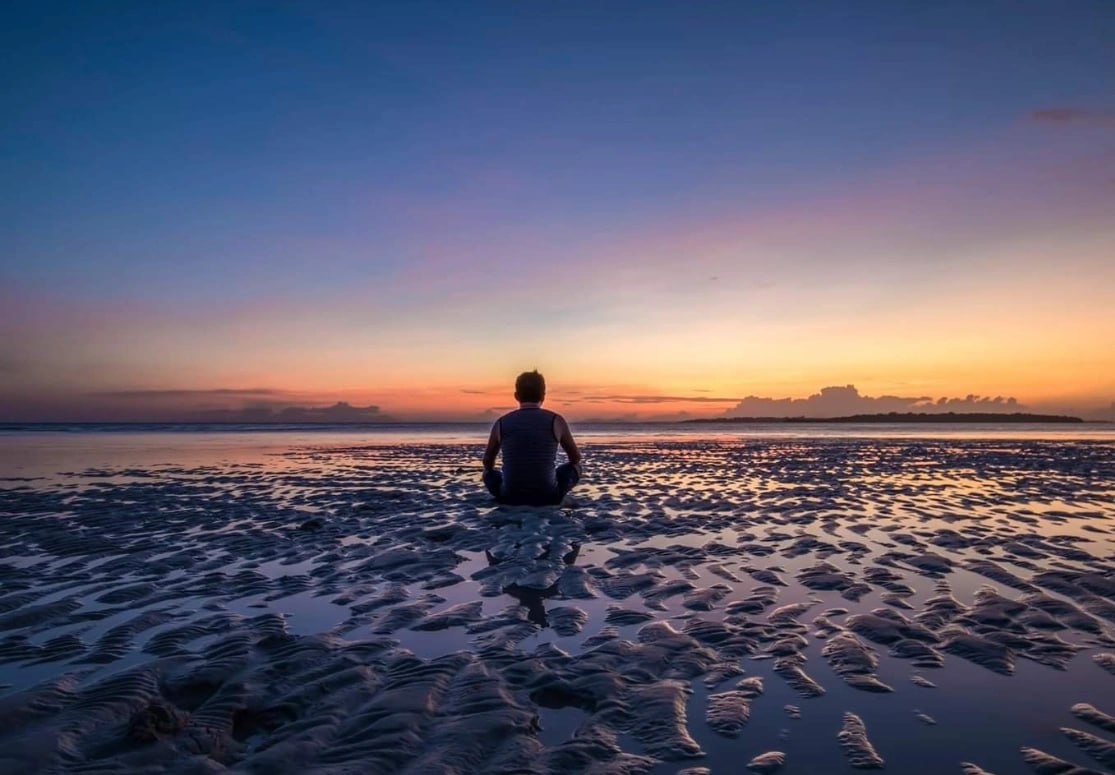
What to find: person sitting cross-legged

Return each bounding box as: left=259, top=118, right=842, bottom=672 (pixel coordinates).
left=482, top=370, right=582, bottom=506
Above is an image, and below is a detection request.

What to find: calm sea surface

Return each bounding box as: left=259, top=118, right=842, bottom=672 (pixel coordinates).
left=2, top=422, right=1112, bottom=478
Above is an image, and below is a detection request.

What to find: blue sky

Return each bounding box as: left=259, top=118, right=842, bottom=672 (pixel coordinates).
left=2, top=1, right=1113, bottom=420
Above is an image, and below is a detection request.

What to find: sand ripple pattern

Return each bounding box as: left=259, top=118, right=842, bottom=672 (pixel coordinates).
left=0, top=437, right=1113, bottom=772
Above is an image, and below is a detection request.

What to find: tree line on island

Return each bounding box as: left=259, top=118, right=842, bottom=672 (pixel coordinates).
left=684, top=412, right=1085, bottom=424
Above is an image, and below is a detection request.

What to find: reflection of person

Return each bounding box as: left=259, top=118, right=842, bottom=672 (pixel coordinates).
left=482, top=370, right=583, bottom=506
left=492, top=543, right=582, bottom=627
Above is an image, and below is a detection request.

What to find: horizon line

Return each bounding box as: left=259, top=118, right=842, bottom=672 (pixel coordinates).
left=1, top=412, right=1106, bottom=427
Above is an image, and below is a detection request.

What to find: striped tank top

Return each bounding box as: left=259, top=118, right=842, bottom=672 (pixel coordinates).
left=499, top=407, right=560, bottom=505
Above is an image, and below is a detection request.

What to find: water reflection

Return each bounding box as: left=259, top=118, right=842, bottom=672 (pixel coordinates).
left=491, top=543, right=582, bottom=628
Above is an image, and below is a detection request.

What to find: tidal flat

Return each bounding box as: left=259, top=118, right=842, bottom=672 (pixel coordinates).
left=1, top=434, right=1113, bottom=773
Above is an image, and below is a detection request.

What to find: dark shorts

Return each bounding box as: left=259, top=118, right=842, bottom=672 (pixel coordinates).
left=483, top=463, right=580, bottom=506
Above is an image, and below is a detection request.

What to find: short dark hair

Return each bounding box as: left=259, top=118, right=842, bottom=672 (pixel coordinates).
left=515, top=370, right=546, bottom=403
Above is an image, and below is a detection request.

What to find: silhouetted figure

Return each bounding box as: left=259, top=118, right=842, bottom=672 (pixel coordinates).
left=503, top=583, right=553, bottom=627
left=490, top=542, right=582, bottom=628
left=482, top=370, right=583, bottom=506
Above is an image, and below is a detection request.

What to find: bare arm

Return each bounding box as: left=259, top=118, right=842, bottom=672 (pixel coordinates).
left=482, top=421, right=501, bottom=471
left=555, top=415, right=582, bottom=472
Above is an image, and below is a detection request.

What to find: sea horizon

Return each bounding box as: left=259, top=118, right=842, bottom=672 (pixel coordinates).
left=3, top=418, right=1112, bottom=431
left=2, top=420, right=1114, bottom=451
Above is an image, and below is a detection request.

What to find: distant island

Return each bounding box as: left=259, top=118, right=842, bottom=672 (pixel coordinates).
left=684, top=412, right=1084, bottom=424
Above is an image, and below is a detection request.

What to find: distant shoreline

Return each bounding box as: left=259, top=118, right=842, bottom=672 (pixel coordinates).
left=683, top=412, right=1085, bottom=424
left=0, top=412, right=1103, bottom=429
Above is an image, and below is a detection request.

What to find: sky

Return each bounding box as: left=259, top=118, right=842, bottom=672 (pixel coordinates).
left=2, top=1, right=1113, bottom=422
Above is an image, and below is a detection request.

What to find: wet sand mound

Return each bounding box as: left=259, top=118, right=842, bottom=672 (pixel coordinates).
left=1070, top=702, right=1115, bottom=733
left=821, top=632, right=893, bottom=692
left=1060, top=727, right=1115, bottom=769
left=747, top=750, right=786, bottom=772
left=839, top=711, right=885, bottom=769
left=1020, top=746, right=1106, bottom=774
left=704, top=676, right=763, bottom=737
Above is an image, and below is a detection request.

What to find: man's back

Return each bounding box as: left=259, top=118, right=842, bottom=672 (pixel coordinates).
left=482, top=370, right=582, bottom=506
left=498, top=407, right=559, bottom=504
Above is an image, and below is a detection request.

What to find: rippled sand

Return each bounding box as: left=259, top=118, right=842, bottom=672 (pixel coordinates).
left=1, top=438, right=1113, bottom=773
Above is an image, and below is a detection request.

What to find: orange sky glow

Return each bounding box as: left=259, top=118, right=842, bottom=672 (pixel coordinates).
left=3, top=6, right=1113, bottom=423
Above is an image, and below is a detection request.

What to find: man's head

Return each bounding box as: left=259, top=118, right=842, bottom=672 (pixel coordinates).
left=514, top=370, right=546, bottom=404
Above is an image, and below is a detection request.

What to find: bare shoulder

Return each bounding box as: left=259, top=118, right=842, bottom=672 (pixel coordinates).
left=554, top=413, right=574, bottom=435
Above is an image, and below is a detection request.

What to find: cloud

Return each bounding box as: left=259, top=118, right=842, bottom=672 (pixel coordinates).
left=193, top=402, right=388, bottom=423
left=1031, top=108, right=1115, bottom=126
left=571, top=394, right=743, bottom=405
left=79, top=388, right=392, bottom=422
left=90, top=388, right=288, bottom=399
left=277, top=402, right=385, bottom=422
left=474, top=406, right=512, bottom=420
left=725, top=385, right=1024, bottom=418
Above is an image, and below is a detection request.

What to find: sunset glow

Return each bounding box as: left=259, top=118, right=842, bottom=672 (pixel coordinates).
left=2, top=3, right=1113, bottom=422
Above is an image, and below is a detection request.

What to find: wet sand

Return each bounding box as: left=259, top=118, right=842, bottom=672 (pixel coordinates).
left=1, top=435, right=1113, bottom=773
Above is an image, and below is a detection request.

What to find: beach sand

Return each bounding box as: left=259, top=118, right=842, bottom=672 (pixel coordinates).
left=1, top=435, right=1113, bottom=773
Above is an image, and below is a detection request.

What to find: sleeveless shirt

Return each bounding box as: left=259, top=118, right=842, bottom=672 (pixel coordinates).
left=499, top=407, right=560, bottom=504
